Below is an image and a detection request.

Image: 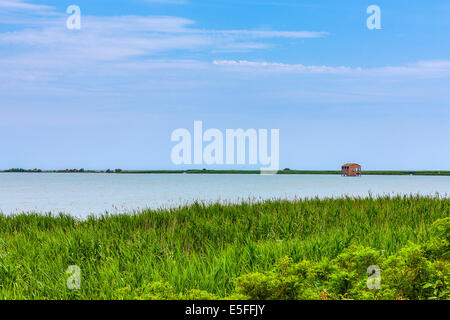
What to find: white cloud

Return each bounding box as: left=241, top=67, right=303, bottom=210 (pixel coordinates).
left=0, top=0, right=327, bottom=56
left=0, top=9, right=327, bottom=63
left=2, top=0, right=447, bottom=103
left=215, top=30, right=328, bottom=39
left=213, top=60, right=450, bottom=78
left=213, top=60, right=356, bottom=74
left=0, top=0, right=52, bottom=11
left=372, top=61, right=450, bottom=78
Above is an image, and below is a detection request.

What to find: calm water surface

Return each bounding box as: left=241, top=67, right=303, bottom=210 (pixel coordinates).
left=0, top=173, right=449, bottom=217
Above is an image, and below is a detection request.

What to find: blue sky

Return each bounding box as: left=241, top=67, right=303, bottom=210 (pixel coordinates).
left=0, top=0, right=449, bottom=170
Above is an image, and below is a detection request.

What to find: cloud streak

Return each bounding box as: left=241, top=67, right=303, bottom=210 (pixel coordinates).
left=0, top=0, right=52, bottom=11
left=213, top=60, right=450, bottom=78
left=0, top=12, right=326, bottom=64
left=214, top=30, right=327, bottom=39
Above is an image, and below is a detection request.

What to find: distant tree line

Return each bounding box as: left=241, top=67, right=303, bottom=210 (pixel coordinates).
left=104, top=169, right=122, bottom=173
left=55, top=168, right=85, bottom=173
left=4, top=168, right=42, bottom=172
left=1, top=168, right=449, bottom=176
left=1, top=168, right=125, bottom=173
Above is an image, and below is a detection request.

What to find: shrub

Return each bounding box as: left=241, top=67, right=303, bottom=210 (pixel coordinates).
left=233, top=218, right=449, bottom=300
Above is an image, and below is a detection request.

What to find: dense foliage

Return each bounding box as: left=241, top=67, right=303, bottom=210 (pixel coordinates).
left=0, top=196, right=448, bottom=299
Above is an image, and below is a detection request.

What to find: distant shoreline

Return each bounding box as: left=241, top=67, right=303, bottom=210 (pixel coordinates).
left=1, top=169, right=450, bottom=176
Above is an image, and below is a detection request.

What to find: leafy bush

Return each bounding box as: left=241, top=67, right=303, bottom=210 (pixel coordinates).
left=233, top=218, right=449, bottom=300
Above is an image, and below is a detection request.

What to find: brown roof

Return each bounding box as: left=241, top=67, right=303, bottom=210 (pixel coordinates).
left=342, top=163, right=361, bottom=167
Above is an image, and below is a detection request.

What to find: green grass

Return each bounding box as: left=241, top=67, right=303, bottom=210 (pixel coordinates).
left=362, top=171, right=450, bottom=176
left=3, top=169, right=450, bottom=175
left=0, top=196, right=448, bottom=300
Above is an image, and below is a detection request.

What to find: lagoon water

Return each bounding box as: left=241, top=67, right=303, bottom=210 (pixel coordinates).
left=0, top=173, right=449, bottom=218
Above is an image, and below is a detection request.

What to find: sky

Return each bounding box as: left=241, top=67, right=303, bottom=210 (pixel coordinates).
left=0, top=0, right=449, bottom=170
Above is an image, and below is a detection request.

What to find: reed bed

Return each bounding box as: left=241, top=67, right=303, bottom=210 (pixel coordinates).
left=0, top=195, right=448, bottom=299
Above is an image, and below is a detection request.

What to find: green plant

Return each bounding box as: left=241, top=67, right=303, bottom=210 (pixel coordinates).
left=0, top=196, right=448, bottom=299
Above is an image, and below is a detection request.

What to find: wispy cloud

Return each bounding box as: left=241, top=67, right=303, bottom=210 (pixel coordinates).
left=213, top=60, right=450, bottom=79
left=0, top=16, right=212, bottom=60
left=0, top=0, right=52, bottom=11
left=213, top=60, right=356, bottom=74
left=2, top=0, right=448, bottom=102
left=0, top=8, right=326, bottom=60
left=213, top=30, right=327, bottom=39
left=0, top=5, right=327, bottom=70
